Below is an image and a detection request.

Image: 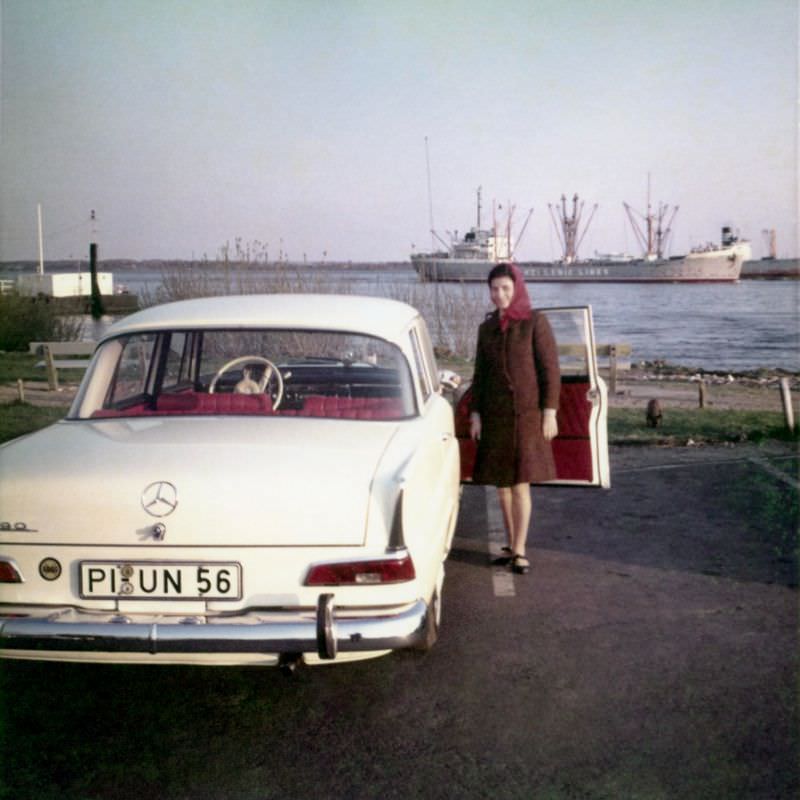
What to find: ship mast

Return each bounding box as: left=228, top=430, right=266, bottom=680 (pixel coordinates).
left=761, top=228, right=777, bottom=259
left=623, top=175, right=679, bottom=260
left=547, top=193, right=598, bottom=264
left=424, top=136, right=435, bottom=252
left=512, top=207, right=535, bottom=256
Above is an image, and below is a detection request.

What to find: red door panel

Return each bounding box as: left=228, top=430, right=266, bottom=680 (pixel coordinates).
left=455, top=378, right=594, bottom=483
left=552, top=379, right=593, bottom=481
left=454, top=385, right=477, bottom=483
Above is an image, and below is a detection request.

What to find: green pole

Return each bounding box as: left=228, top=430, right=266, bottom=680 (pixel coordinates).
left=90, top=242, right=104, bottom=319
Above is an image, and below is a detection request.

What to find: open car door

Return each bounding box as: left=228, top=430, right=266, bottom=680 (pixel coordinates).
left=455, top=305, right=610, bottom=488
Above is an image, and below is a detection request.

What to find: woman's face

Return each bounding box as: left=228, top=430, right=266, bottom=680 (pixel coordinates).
left=489, top=276, right=515, bottom=311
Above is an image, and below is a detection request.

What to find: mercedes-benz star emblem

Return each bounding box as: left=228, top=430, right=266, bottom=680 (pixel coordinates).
left=141, top=481, right=178, bottom=518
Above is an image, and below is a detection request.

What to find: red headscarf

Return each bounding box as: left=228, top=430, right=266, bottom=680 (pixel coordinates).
left=494, top=263, right=532, bottom=331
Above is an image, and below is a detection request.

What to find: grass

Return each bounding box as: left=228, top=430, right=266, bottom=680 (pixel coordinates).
left=0, top=352, right=87, bottom=384
left=0, top=401, right=70, bottom=445
left=608, top=407, right=799, bottom=445
left=0, top=353, right=46, bottom=383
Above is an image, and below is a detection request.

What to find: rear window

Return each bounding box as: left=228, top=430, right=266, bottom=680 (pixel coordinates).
left=73, top=329, right=417, bottom=421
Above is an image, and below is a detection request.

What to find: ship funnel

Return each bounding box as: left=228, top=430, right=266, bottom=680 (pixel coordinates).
left=721, top=226, right=737, bottom=246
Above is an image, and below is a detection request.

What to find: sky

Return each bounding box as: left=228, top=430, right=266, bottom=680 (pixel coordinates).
left=0, top=0, right=797, bottom=263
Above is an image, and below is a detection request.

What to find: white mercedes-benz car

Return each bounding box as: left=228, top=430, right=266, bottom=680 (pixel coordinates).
left=0, top=295, right=461, bottom=669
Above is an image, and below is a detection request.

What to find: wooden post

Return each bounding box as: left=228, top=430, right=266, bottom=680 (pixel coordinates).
left=44, top=345, right=59, bottom=391
left=608, top=344, right=618, bottom=395
left=779, top=378, right=795, bottom=432
left=698, top=381, right=707, bottom=409
left=17, top=379, right=25, bottom=403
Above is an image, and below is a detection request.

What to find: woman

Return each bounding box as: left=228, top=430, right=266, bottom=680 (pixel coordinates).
left=469, top=262, right=560, bottom=574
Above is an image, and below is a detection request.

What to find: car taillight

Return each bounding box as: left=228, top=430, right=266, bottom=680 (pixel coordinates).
left=0, top=560, right=23, bottom=583
left=305, top=555, right=416, bottom=586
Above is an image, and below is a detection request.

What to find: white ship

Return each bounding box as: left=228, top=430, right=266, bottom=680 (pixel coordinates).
left=412, top=189, right=750, bottom=283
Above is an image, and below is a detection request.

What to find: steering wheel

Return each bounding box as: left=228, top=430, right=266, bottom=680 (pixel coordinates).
left=208, top=355, right=284, bottom=409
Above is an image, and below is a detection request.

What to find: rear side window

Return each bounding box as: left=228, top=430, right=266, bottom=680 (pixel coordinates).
left=107, top=334, right=156, bottom=405
left=162, top=332, right=191, bottom=390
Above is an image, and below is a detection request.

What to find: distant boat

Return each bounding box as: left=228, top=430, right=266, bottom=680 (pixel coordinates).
left=412, top=187, right=750, bottom=283
left=741, top=229, right=799, bottom=279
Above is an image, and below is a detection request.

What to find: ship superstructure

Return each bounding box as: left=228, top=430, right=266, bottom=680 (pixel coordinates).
left=411, top=187, right=513, bottom=281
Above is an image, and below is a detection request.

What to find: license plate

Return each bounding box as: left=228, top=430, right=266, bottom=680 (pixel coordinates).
left=79, top=561, right=242, bottom=600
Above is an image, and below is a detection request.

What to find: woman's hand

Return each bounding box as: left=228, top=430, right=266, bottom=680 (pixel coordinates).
left=469, top=412, right=481, bottom=441
left=542, top=408, right=558, bottom=441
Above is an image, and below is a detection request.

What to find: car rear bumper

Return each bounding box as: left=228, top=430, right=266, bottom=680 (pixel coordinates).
left=0, top=594, right=429, bottom=662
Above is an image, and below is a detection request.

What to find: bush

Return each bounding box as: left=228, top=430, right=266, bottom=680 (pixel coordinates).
left=139, top=256, right=489, bottom=359
left=0, top=294, right=83, bottom=351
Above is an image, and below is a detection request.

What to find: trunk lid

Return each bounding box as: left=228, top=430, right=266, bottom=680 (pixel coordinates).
left=0, top=417, right=399, bottom=547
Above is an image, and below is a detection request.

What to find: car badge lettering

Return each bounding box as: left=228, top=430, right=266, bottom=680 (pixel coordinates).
left=141, top=481, right=178, bottom=518
left=0, top=521, right=38, bottom=532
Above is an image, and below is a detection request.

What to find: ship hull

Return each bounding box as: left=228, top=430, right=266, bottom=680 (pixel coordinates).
left=741, top=258, right=800, bottom=279
left=412, top=244, right=749, bottom=283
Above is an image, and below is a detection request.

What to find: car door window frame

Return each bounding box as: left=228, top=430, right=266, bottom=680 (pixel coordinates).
left=409, top=325, right=434, bottom=406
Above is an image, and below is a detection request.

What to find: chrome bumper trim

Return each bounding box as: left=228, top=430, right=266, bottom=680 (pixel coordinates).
left=0, top=597, right=428, bottom=660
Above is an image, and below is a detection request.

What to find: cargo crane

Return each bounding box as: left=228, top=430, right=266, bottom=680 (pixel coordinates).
left=548, top=193, right=598, bottom=264
left=623, top=175, right=679, bottom=261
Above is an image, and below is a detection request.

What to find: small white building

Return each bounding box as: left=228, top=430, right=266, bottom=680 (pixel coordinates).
left=16, top=272, right=114, bottom=298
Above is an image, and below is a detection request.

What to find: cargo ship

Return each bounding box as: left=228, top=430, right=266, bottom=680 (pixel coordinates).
left=741, top=229, right=799, bottom=279
left=412, top=190, right=750, bottom=283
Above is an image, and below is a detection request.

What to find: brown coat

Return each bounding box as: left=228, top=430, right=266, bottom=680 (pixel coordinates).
left=469, top=309, right=561, bottom=486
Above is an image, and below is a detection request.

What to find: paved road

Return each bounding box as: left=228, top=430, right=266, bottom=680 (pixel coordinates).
left=1, top=443, right=797, bottom=799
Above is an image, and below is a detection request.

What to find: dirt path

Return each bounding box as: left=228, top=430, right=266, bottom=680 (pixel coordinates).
left=609, top=365, right=800, bottom=413
left=0, top=381, right=78, bottom=408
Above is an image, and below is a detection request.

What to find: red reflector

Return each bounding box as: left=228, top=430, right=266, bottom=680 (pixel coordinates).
left=305, top=555, right=416, bottom=586
left=0, top=560, right=22, bottom=583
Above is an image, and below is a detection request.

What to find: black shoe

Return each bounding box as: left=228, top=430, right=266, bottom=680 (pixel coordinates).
left=511, top=555, right=530, bottom=574
left=491, top=546, right=513, bottom=566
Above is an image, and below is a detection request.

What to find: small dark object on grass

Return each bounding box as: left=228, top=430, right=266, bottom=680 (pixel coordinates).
left=646, top=398, right=663, bottom=428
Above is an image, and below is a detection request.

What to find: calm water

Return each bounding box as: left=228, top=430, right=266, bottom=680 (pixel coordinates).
left=5, top=264, right=798, bottom=372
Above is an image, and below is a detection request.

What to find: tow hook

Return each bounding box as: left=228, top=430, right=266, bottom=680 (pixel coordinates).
left=316, top=593, right=337, bottom=660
